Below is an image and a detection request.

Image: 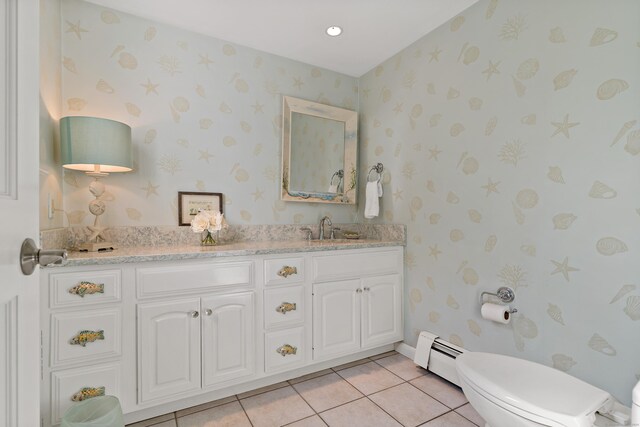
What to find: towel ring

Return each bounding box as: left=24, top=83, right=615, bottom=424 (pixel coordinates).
left=367, top=163, right=384, bottom=182
left=330, top=170, right=344, bottom=185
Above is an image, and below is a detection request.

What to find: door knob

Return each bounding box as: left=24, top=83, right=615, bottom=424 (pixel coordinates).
left=20, top=238, right=67, bottom=276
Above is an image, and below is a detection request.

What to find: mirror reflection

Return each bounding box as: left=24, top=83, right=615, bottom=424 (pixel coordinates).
left=289, top=112, right=345, bottom=194
left=281, top=96, right=358, bottom=204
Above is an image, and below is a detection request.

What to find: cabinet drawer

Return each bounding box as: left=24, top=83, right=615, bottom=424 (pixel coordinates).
left=137, top=260, right=253, bottom=298
left=50, top=362, right=121, bottom=425
left=49, top=269, right=121, bottom=308
left=264, top=257, right=304, bottom=286
left=51, top=308, right=122, bottom=367
left=265, top=327, right=305, bottom=372
left=264, top=285, right=305, bottom=329
left=312, top=249, right=402, bottom=282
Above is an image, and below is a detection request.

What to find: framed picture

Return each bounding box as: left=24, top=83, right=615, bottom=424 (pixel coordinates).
left=178, top=192, right=223, bottom=226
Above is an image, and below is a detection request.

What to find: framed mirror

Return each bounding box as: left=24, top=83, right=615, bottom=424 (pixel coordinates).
left=281, top=96, right=358, bottom=204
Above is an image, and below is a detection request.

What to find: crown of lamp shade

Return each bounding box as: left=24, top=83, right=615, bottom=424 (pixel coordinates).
left=60, top=116, right=133, bottom=174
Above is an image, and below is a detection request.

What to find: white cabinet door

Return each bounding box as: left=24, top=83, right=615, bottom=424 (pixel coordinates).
left=313, top=279, right=361, bottom=360
left=202, top=292, right=255, bottom=387
left=361, top=275, right=402, bottom=348
left=138, top=299, right=201, bottom=402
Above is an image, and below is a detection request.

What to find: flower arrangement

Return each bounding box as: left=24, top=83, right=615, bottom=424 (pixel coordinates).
left=190, top=210, right=227, bottom=246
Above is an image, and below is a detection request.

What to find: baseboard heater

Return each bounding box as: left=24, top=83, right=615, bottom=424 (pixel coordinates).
left=414, top=332, right=465, bottom=387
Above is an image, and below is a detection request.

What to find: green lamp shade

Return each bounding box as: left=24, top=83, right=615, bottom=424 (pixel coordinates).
left=60, top=116, right=133, bottom=173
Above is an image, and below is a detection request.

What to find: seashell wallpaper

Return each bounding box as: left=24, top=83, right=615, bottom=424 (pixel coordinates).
left=55, top=0, right=360, bottom=229
left=40, top=0, right=640, bottom=405
left=359, top=0, right=639, bottom=404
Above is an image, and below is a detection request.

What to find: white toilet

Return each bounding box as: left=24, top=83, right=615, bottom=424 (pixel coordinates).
left=456, top=352, right=632, bottom=427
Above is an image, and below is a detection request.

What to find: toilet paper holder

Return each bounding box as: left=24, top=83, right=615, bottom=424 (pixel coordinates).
left=480, top=286, right=516, bottom=305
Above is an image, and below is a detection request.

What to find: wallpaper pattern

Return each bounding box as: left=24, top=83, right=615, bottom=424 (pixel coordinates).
left=59, top=0, right=359, bottom=228
left=359, top=0, right=639, bottom=403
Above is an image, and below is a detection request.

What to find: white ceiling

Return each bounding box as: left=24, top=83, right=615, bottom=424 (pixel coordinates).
left=84, top=0, right=479, bottom=77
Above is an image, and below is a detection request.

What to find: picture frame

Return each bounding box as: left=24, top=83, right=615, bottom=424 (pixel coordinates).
left=178, top=192, right=223, bottom=226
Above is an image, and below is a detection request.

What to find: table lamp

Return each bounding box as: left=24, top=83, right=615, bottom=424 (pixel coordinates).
left=60, top=116, right=133, bottom=252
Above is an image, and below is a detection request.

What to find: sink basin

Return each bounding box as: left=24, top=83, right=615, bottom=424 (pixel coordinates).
left=307, top=239, right=364, bottom=245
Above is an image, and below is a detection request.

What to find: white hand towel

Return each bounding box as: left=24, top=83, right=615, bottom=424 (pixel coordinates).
left=328, top=184, right=338, bottom=193
left=364, top=181, right=380, bottom=219
left=377, top=172, right=384, bottom=196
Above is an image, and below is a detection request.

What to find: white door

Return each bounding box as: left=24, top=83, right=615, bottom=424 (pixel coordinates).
left=312, top=279, right=361, bottom=360
left=361, top=275, right=403, bottom=348
left=138, top=299, right=201, bottom=402
left=0, top=0, right=40, bottom=426
left=202, top=292, right=255, bottom=387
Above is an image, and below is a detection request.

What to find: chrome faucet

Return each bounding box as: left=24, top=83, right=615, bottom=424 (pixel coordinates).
left=319, top=216, right=332, bottom=240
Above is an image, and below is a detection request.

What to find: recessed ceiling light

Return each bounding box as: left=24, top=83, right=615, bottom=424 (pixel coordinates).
left=326, top=26, right=342, bottom=37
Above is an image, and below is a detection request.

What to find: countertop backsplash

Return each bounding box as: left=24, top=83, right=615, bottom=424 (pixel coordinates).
left=40, top=223, right=405, bottom=251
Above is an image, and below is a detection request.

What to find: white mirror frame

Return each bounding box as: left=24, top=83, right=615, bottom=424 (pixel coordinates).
left=281, top=96, right=358, bottom=204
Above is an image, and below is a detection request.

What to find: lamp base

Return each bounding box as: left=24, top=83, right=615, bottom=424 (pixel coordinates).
left=78, top=241, right=117, bottom=252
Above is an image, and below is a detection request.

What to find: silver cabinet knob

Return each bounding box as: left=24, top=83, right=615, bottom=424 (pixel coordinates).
left=204, top=309, right=213, bottom=316
left=190, top=311, right=199, bottom=318
left=356, top=288, right=362, bottom=293
left=363, top=287, right=370, bottom=292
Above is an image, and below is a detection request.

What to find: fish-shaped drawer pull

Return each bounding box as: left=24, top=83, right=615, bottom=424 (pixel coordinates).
left=71, top=386, right=105, bottom=402
left=276, top=302, right=296, bottom=314
left=276, top=344, right=297, bottom=357
left=69, top=330, right=105, bottom=347
left=277, top=266, right=297, bottom=278
left=68, top=281, right=105, bottom=297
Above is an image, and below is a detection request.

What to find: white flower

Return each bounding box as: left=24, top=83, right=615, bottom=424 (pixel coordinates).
left=190, top=210, right=228, bottom=233
left=208, top=211, right=223, bottom=232
left=190, top=213, right=210, bottom=233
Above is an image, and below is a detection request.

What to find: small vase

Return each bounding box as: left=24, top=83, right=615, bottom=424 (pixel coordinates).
left=201, top=230, right=217, bottom=246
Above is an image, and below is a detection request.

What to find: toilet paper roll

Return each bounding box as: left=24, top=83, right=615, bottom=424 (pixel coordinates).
left=481, top=303, right=512, bottom=324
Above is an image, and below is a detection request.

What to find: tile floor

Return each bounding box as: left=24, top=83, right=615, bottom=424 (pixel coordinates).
left=126, top=351, right=485, bottom=427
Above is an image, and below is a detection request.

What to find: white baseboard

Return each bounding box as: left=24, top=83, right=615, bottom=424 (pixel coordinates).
left=394, top=342, right=416, bottom=359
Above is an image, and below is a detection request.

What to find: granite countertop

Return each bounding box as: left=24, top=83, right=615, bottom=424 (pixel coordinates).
left=58, top=238, right=405, bottom=267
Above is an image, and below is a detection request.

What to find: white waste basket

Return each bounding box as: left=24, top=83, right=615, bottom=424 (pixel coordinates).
left=60, top=396, right=124, bottom=427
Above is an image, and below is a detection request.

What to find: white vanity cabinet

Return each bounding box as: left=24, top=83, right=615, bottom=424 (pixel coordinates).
left=136, top=260, right=255, bottom=403
left=312, top=249, right=403, bottom=361
left=41, top=268, right=125, bottom=427
left=262, top=256, right=308, bottom=373
left=41, top=245, right=403, bottom=426
left=137, top=292, right=255, bottom=402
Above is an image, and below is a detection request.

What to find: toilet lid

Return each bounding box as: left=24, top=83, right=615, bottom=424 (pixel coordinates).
left=456, top=352, right=612, bottom=427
